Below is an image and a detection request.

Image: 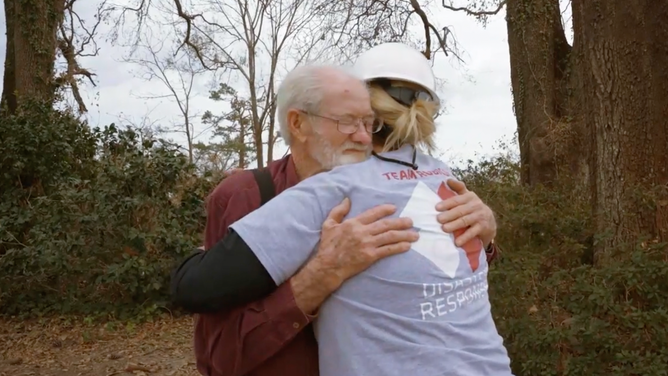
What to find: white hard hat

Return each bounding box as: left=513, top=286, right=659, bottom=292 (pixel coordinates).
left=353, top=42, right=440, bottom=108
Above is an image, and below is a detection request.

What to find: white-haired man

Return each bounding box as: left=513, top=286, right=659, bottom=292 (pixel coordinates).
left=171, top=64, right=499, bottom=376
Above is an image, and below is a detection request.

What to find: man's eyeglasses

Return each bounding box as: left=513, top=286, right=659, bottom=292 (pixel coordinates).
left=300, top=110, right=384, bottom=134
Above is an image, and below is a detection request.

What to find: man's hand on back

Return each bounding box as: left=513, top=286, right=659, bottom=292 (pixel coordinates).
left=315, top=198, right=418, bottom=288
left=290, top=198, right=418, bottom=314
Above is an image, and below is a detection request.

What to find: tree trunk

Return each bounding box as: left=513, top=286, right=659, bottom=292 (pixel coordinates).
left=579, top=0, right=668, bottom=264
left=0, top=0, right=64, bottom=113
left=505, top=0, right=576, bottom=187
left=238, top=113, right=247, bottom=169
left=506, top=0, right=667, bottom=260
left=1, top=0, right=17, bottom=113
left=266, top=103, right=276, bottom=164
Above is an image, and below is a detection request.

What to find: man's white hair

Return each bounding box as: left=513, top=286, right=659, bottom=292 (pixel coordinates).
left=276, top=64, right=361, bottom=146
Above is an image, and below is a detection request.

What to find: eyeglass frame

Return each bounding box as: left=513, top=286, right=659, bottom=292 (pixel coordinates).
left=298, top=110, right=384, bottom=135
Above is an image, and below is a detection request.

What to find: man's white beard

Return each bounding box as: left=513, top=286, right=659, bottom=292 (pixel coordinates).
left=309, top=134, right=370, bottom=171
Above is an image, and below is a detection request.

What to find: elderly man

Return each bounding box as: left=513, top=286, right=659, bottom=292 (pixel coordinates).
left=171, top=64, right=500, bottom=376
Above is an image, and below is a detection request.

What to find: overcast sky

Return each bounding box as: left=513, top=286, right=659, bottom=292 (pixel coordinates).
left=0, top=1, right=521, bottom=167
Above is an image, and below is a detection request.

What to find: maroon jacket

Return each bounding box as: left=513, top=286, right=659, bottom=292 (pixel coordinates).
left=194, top=154, right=498, bottom=376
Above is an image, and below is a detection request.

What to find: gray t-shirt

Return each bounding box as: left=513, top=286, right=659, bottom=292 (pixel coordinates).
left=230, top=145, right=513, bottom=376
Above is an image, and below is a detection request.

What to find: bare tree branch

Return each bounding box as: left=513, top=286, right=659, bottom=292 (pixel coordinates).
left=108, top=0, right=505, bottom=163
left=122, top=27, right=208, bottom=163
left=54, top=0, right=109, bottom=113
left=441, top=0, right=507, bottom=21
left=314, top=0, right=466, bottom=64
left=107, top=0, right=154, bottom=49
left=112, top=0, right=352, bottom=166
left=170, top=0, right=212, bottom=70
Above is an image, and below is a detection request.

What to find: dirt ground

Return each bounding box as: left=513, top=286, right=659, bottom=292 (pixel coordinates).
left=0, top=315, right=200, bottom=376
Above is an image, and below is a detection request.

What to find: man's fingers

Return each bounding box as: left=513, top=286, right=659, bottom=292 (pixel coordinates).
left=436, top=193, right=473, bottom=211
left=324, top=197, right=352, bottom=226
left=366, top=217, right=414, bottom=236
left=354, top=204, right=397, bottom=225
left=454, top=223, right=482, bottom=247
left=437, top=203, right=475, bottom=225
left=446, top=179, right=469, bottom=194
left=373, top=242, right=413, bottom=259
left=442, top=213, right=475, bottom=233
left=372, top=229, right=419, bottom=247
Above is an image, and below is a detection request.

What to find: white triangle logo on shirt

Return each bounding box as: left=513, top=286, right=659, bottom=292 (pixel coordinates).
left=399, top=181, right=460, bottom=278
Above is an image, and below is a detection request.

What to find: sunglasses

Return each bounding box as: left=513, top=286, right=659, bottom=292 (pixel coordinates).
left=373, top=79, right=433, bottom=107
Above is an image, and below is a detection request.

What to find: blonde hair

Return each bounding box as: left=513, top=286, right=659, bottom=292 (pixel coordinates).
left=369, top=84, right=438, bottom=153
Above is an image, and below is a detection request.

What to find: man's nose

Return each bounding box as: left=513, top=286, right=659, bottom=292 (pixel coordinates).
left=349, top=123, right=372, bottom=145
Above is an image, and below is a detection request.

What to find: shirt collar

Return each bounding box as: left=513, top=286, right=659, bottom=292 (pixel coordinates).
left=285, top=154, right=299, bottom=186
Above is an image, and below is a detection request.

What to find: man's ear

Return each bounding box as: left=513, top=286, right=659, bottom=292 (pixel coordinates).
left=287, top=109, right=309, bottom=143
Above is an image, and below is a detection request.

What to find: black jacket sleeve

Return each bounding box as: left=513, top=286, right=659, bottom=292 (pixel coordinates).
left=170, top=229, right=277, bottom=313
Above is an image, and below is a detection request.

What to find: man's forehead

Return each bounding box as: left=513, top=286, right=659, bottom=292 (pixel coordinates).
left=324, top=89, right=372, bottom=113
left=328, top=82, right=367, bottom=96
left=314, top=69, right=372, bottom=114
left=326, top=74, right=364, bottom=89
left=323, top=76, right=369, bottom=99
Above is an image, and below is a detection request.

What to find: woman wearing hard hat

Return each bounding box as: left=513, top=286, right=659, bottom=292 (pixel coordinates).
left=311, top=41, right=513, bottom=375
left=354, top=42, right=442, bottom=152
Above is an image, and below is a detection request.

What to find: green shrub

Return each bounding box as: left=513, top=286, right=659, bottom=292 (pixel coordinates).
left=0, top=103, right=216, bottom=318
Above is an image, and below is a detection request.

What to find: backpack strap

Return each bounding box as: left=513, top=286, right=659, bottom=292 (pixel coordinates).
left=251, top=168, right=276, bottom=206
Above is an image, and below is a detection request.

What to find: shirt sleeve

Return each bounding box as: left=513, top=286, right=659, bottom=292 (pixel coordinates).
left=170, top=230, right=277, bottom=313
left=230, top=173, right=342, bottom=286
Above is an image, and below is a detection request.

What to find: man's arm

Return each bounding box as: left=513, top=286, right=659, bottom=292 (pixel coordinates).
left=172, top=227, right=339, bottom=315
left=172, top=197, right=416, bottom=314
